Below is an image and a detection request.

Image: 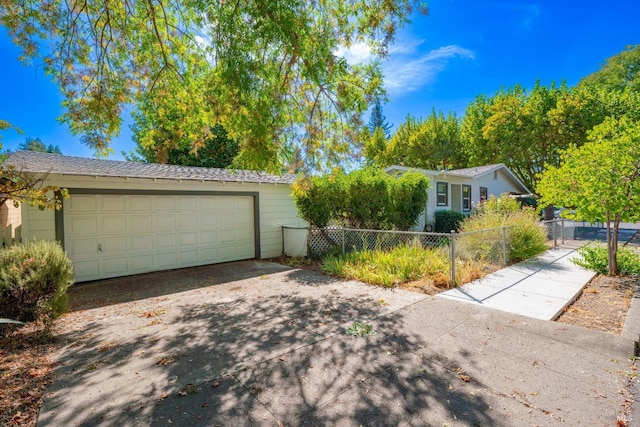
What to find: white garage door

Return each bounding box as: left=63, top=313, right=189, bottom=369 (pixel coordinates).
left=64, top=194, right=255, bottom=282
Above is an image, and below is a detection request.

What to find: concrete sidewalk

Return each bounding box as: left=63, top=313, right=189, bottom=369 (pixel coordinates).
left=437, top=247, right=595, bottom=320
left=438, top=229, right=639, bottom=321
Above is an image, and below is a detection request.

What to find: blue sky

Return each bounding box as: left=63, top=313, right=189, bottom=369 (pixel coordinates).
left=1, top=0, right=639, bottom=160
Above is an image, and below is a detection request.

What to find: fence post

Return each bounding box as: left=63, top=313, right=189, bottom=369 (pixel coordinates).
left=553, top=220, right=557, bottom=247
left=502, top=226, right=508, bottom=266
left=450, top=231, right=457, bottom=287
left=342, top=228, right=346, bottom=255
left=560, top=218, right=565, bottom=244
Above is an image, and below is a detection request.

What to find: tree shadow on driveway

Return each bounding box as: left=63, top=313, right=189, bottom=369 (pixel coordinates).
left=39, top=261, right=508, bottom=426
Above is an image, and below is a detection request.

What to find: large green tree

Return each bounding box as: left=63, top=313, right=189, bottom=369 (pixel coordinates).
left=537, top=116, right=640, bottom=276
left=368, top=98, right=392, bottom=138
left=377, top=110, right=465, bottom=170
left=1, top=1, right=427, bottom=172
left=579, top=45, right=640, bottom=93
left=461, top=81, right=601, bottom=193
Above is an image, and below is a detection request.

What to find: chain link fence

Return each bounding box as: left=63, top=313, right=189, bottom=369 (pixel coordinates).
left=284, top=219, right=574, bottom=285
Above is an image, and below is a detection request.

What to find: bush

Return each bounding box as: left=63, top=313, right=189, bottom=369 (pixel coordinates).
left=459, top=194, right=547, bottom=263
left=387, top=171, right=429, bottom=230
left=434, top=210, right=466, bottom=233
left=0, top=241, right=74, bottom=325
left=293, top=168, right=430, bottom=231
left=573, top=244, right=640, bottom=275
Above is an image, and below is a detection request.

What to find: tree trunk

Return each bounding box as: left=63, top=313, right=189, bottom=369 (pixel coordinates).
left=543, top=204, right=555, bottom=221
left=606, top=211, right=620, bottom=276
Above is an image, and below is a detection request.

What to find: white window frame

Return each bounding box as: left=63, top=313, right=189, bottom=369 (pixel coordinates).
left=436, top=182, right=448, bottom=206
left=462, top=185, right=472, bottom=211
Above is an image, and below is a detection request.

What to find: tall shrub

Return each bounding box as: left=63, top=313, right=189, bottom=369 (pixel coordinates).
left=292, top=174, right=345, bottom=227
left=342, top=168, right=390, bottom=229
left=388, top=171, right=429, bottom=230
left=459, top=194, right=547, bottom=263
left=292, top=168, right=429, bottom=231
left=0, top=240, right=74, bottom=325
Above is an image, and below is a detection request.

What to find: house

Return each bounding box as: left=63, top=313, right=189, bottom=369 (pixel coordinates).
left=5, top=151, right=305, bottom=282
left=385, top=164, right=531, bottom=231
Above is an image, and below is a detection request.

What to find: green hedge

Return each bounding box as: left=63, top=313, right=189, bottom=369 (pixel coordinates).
left=434, top=210, right=466, bottom=233
left=0, top=240, right=74, bottom=325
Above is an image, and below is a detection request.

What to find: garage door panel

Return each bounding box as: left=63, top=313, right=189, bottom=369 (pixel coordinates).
left=154, top=214, right=176, bottom=231
left=67, top=238, right=98, bottom=258
left=237, top=228, right=254, bottom=242
left=101, top=216, right=126, bottom=234
left=219, top=229, right=237, bottom=243
left=155, top=252, right=177, bottom=269
left=199, top=230, right=218, bottom=245
left=235, top=197, right=253, bottom=210
left=68, top=195, right=97, bottom=212
left=198, top=213, right=217, bottom=228
left=178, top=197, right=197, bottom=210
left=129, top=196, right=152, bottom=211
left=69, top=217, right=98, bottom=235
left=102, top=236, right=127, bottom=254
left=198, top=248, right=219, bottom=263
left=103, top=257, right=129, bottom=275
left=129, top=235, right=153, bottom=252
left=155, top=196, right=176, bottom=210
left=177, top=214, right=197, bottom=230
left=198, top=197, right=217, bottom=209
left=65, top=194, right=255, bottom=282
left=73, top=260, right=100, bottom=281
left=101, top=195, right=126, bottom=211
left=155, top=234, right=176, bottom=250
left=179, top=232, right=198, bottom=247
left=131, top=255, right=154, bottom=272
left=179, top=250, right=199, bottom=266
left=128, top=216, right=152, bottom=233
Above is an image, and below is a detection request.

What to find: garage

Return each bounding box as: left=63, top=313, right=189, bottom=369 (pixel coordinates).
left=8, top=151, right=305, bottom=283
left=65, top=192, right=256, bottom=282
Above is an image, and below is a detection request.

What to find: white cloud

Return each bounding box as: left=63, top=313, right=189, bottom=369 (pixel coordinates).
left=334, top=42, right=373, bottom=64
left=334, top=38, right=474, bottom=97
left=383, top=44, right=475, bottom=96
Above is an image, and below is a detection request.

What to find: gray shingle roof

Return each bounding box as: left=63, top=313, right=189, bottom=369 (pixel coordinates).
left=5, top=151, right=297, bottom=185
left=446, top=164, right=504, bottom=178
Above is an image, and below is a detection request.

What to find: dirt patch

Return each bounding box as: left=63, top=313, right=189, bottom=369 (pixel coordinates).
left=556, top=274, right=637, bottom=335
left=0, top=325, right=56, bottom=427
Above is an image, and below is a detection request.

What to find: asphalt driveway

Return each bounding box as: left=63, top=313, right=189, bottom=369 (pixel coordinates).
left=39, top=260, right=634, bottom=426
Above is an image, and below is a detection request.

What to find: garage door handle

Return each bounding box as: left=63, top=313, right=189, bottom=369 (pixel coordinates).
left=98, top=243, right=102, bottom=252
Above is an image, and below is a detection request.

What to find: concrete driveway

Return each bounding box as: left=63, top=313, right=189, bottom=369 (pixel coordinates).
left=39, top=260, right=634, bottom=426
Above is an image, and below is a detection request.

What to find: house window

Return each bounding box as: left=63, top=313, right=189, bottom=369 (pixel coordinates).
left=436, top=182, right=448, bottom=206
left=480, top=187, right=488, bottom=202
left=462, top=185, right=471, bottom=211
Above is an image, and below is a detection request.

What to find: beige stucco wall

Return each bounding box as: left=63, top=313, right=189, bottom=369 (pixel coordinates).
left=21, top=173, right=305, bottom=259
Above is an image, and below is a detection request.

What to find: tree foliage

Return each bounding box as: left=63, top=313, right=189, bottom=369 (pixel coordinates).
left=579, top=45, right=640, bottom=93
left=18, top=137, right=62, bottom=155
left=461, top=81, right=600, bottom=193
left=0, top=121, right=67, bottom=210
left=377, top=111, right=466, bottom=170
left=126, top=124, right=238, bottom=168
left=292, top=168, right=429, bottom=230
left=1, top=1, right=427, bottom=172
left=368, top=98, right=392, bottom=138
left=537, top=116, right=640, bottom=275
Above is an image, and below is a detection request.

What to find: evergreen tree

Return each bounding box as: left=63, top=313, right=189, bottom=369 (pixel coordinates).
left=368, top=98, right=392, bottom=138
